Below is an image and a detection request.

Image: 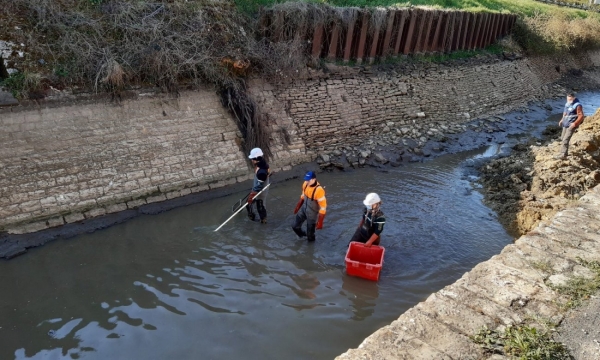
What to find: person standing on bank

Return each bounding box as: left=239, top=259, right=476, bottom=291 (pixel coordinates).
left=350, top=193, right=386, bottom=247
left=292, top=171, right=326, bottom=242
left=555, top=93, right=584, bottom=159
left=247, top=147, right=270, bottom=224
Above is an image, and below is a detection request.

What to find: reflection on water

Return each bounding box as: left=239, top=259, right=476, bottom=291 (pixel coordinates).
left=1, top=146, right=515, bottom=360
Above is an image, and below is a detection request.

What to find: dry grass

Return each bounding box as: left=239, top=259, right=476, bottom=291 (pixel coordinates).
left=1, top=0, right=307, bottom=92
left=0, top=0, right=308, bottom=158
left=524, top=11, right=600, bottom=51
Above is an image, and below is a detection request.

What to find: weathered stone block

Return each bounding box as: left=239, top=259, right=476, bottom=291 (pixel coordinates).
left=84, top=208, right=107, bottom=218
left=146, top=194, right=166, bottom=204
left=106, top=203, right=128, bottom=214
left=64, top=213, right=85, bottom=223
left=47, top=216, right=65, bottom=228
left=127, top=199, right=147, bottom=209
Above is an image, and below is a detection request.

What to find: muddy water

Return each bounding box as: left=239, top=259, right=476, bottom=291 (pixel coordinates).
left=0, top=148, right=513, bottom=360
left=3, top=92, right=600, bottom=360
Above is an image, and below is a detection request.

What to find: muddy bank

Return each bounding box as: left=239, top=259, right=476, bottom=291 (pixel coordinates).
left=478, top=108, right=600, bottom=237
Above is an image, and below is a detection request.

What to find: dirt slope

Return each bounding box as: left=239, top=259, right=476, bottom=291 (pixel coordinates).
left=479, top=108, right=600, bottom=237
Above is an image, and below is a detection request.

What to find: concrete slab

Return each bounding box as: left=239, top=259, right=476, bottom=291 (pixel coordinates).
left=336, top=326, right=451, bottom=360
left=493, top=245, right=550, bottom=282
left=0, top=89, right=18, bottom=107
left=519, top=233, right=598, bottom=263
left=388, top=307, right=485, bottom=359
left=439, top=279, right=523, bottom=325
left=417, top=292, right=498, bottom=335
left=461, top=261, right=560, bottom=308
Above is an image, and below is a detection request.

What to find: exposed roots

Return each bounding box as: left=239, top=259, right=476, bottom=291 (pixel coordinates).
left=220, top=82, right=272, bottom=160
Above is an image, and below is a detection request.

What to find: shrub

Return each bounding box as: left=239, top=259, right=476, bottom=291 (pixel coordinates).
left=517, top=11, right=600, bottom=53
left=0, top=71, right=42, bottom=99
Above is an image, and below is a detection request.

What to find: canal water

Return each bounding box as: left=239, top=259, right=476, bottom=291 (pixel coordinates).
left=0, top=148, right=513, bottom=360
left=1, top=92, right=599, bottom=360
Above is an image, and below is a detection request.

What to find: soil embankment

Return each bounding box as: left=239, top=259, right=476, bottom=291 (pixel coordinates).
left=478, top=108, right=600, bottom=237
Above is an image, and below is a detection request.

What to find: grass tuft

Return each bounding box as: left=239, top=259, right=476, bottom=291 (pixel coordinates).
left=549, top=258, right=600, bottom=310
left=0, top=71, right=42, bottom=99
left=472, top=324, right=571, bottom=359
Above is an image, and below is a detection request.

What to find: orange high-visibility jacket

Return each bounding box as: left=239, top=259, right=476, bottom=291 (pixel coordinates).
left=300, top=181, right=327, bottom=215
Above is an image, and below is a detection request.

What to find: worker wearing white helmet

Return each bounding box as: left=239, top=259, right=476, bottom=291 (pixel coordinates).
left=246, top=147, right=270, bottom=224
left=349, top=193, right=386, bottom=246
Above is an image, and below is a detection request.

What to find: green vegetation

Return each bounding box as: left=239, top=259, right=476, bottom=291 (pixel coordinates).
left=472, top=324, right=571, bottom=359
left=0, top=71, right=41, bottom=99
left=235, top=0, right=590, bottom=16
left=1, top=0, right=599, bottom=98
left=549, top=258, right=600, bottom=310
left=530, top=260, right=553, bottom=273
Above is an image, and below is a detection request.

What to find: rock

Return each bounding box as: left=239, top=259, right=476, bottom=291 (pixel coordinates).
left=581, top=141, right=599, bottom=152
left=374, top=153, right=388, bottom=164
left=0, top=89, right=18, bottom=106
left=413, top=148, right=424, bottom=156
left=362, top=98, right=368, bottom=104
left=360, top=150, right=370, bottom=158
left=405, top=154, right=420, bottom=163
left=390, top=161, right=401, bottom=167
left=547, top=274, right=570, bottom=287
left=320, top=154, right=330, bottom=162
left=589, top=170, right=600, bottom=182
left=333, top=149, right=342, bottom=156
left=416, top=112, right=426, bottom=118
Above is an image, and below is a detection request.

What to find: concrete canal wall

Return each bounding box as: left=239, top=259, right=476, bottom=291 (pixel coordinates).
left=336, top=184, right=600, bottom=359
left=0, top=50, right=599, bottom=242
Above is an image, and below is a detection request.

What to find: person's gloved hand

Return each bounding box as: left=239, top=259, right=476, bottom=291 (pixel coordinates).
left=247, top=191, right=258, bottom=205
left=293, top=198, right=304, bottom=214
left=365, top=234, right=379, bottom=247
left=316, top=213, right=325, bottom=230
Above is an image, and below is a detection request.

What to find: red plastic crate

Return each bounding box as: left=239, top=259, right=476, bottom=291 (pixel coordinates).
left=345, top=241, right=385, bottom=281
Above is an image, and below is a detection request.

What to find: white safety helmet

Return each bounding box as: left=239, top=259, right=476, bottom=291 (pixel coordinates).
left=363, top=193, right=381, bottom=207
left=248, top=148, right=263, bottom=159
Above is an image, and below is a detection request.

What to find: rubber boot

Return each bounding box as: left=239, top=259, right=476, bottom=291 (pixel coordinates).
left=256, top=200, right=267, bottom=224
left=306, top=223, right=316, bottom=242
left=246, top=204, right=256, bottom=221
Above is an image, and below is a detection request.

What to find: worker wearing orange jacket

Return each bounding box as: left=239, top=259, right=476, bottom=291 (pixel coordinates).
left=292, top=171, right=326, bottom=242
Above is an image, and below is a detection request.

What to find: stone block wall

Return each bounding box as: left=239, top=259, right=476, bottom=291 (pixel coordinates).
left=1, top=50, right=599, bottom=234
left=253, top=50, right=600, bottom=153
left=0, top=89, right=309, bottom=234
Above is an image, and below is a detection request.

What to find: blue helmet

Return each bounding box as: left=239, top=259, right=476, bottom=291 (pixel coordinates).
left=304, top=171, right=316, bottom=181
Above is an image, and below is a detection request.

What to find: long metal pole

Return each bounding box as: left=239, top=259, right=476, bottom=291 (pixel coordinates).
left=214, top=183, right=271, bottom=232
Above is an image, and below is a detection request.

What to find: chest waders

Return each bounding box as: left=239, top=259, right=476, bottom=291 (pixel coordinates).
left=292, top=184, right=321, bottom=242
left=350, top=209, right=384, bottom=244
left=247, top=169, right=269, bottom=222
